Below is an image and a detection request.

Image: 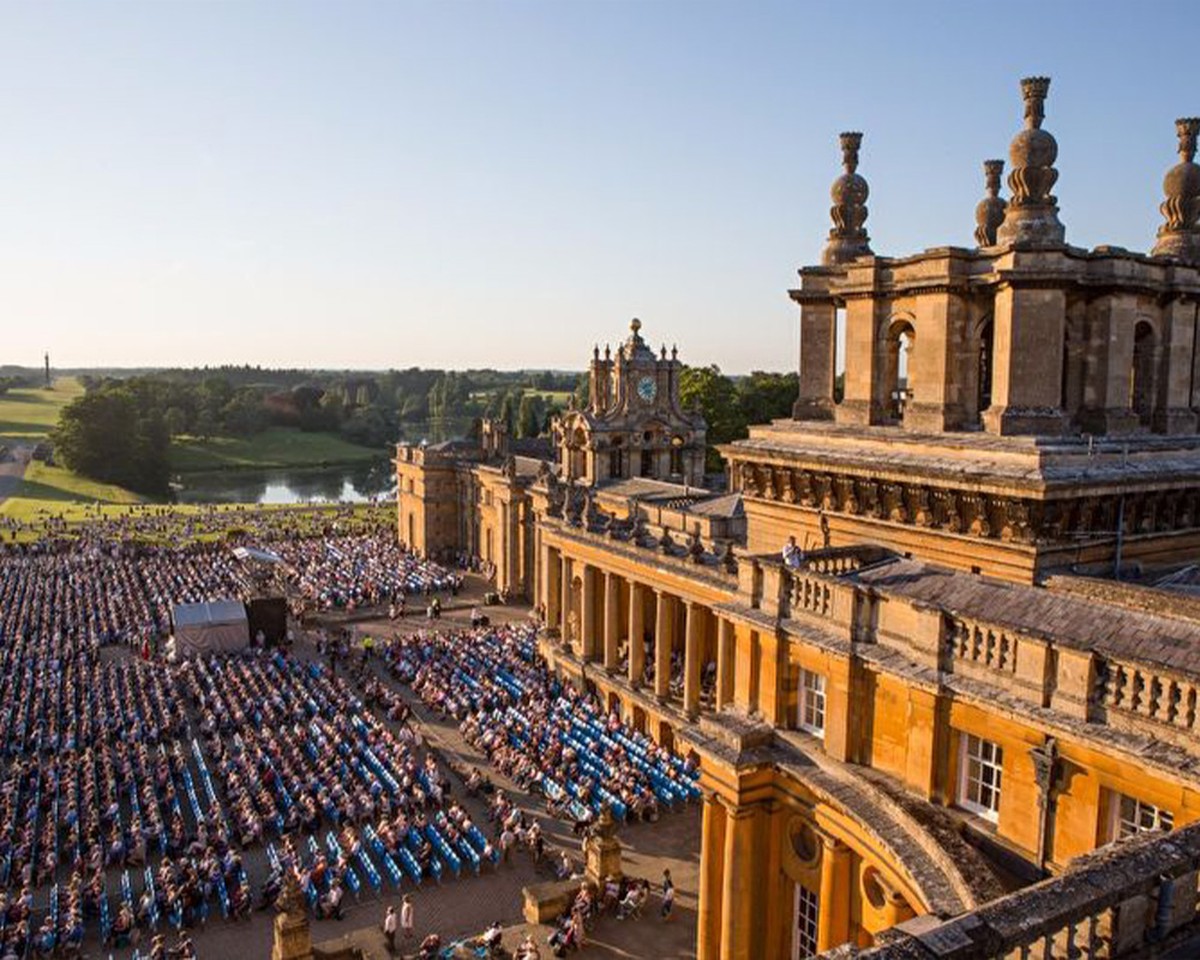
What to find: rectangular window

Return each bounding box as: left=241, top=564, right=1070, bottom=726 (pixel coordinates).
left=793, top=884, right=819, bottom=960
left=957, top=734, right=1003, bottom=822
left=1112, top=794, right=1174, bottom=840
left=797, top=669, right=826, bottom=737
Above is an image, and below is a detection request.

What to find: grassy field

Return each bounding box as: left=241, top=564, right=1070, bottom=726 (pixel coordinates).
left=170, top=428, right=383, bottom=473
left=0, top=377, right=84, bottom=441
left=0, top=461, right=147, bottom=523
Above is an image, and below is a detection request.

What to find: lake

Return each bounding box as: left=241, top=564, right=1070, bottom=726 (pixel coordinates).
left=174, top=459, right=397, bottom=505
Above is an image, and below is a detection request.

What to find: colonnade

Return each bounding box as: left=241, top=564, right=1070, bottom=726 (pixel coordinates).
left=540, top=544, right=736, bottom=718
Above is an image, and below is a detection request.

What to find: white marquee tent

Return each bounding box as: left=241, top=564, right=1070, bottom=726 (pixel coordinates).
left=171, top=600, right=250, bottom=658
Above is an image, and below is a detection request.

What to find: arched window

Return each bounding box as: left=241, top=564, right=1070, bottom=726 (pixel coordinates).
left=1130, top=321, right=1157, bottom=427
left=885, top=320, right=915, bottom=423
left=977, top=318, right=994, bottom=415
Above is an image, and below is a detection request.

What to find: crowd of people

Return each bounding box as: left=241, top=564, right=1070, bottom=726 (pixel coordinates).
left=0, top=503, right=694, bottom=958
left=386, top=624, right=701, bottom=832
left=0, top=518, right=456, bottom=649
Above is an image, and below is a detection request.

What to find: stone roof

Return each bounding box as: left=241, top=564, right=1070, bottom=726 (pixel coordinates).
left=596, top=477, right=699, bottom=499
left=854, top=559, right=1200, bottom=677
left=685, top=492, right=744, bottom=519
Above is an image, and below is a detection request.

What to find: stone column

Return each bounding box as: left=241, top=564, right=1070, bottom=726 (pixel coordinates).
left=580, top=564, right=597, bottom=661
left=542, top=544, right=559, bottom=628
left=1158, top=297, right=1200, bottom=434
left=982, top=284, right=1068, bottom=436
left=603, top=572, right=620, bottom=672
left=559, top=556, right=573, bottom=650
left=719, top=803, right=760, bottom=960
left=835, top=297, right=884, bottom=426
left=683, top=601, right=701, bottom=718
left=794, top=301, right=837, bottom=420
left=697, top=793, right=728, bottom=960
left=816, top=837, right=852, bottom=952
left=654, top=592, right=672, bottom=700
left=715, top=618, right=735, bottom=711
left=628, top=583, right=646, bottom=687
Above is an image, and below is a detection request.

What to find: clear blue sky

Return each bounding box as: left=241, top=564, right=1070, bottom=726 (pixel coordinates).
left=1, top=0, right=1195, bottom=372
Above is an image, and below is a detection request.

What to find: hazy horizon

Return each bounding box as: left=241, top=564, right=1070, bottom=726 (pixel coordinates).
left=3, top=0, right=1197, bottom=372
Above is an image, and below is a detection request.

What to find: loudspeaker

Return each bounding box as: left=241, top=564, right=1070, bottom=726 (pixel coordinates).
left=246, top=596, right=288, bottom=645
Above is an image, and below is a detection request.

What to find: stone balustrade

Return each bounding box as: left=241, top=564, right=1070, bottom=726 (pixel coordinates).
left=817, top=822, right=1200, bottom=959
left=946, top=616, right=1019, bottom=675
left=1096, top=656, right=1200, bottom=740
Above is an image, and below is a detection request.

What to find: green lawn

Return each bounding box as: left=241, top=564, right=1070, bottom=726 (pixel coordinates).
left=0, top=377, right=84, bottom=441
left=170, top=428, right=383, bottom=473
left=0, top=461, right=147, bottom=524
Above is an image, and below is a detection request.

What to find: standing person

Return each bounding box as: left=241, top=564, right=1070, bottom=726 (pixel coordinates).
left=400, top=894, right=414, bottom=941
left=500, top=824, right=515, bottom=865
left=383, top=905, right=397, bottom=954
left=660, top=869, right=675, bottom=921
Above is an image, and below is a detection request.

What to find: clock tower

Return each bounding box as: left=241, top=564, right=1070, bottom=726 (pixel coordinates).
left=552, top=319, right=707, bottom=486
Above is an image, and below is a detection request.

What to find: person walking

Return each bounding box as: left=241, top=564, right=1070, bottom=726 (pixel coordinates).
left=660, top=869, right=675, bottom=921
left=383, top=905, right=398, bottom=954
left=400, top=894, right=415, bottom=941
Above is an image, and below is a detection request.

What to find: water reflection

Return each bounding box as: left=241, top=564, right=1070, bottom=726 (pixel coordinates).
left=176, top=459, right=397, bottom=505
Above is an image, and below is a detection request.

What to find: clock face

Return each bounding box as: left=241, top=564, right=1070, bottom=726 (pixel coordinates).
left=637, top=376, right=657, bottom=403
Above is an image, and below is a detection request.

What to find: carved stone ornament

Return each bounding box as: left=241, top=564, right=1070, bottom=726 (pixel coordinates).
left=974, top=159, right=1008, bottom=246
left=1152, top=117, right=1200, bottom=262
left=996, top=76, right=1066, bottom=246
left=821, top=131, right=873, bottom=265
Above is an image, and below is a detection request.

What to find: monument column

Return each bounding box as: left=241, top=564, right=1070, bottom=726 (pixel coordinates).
left=683, top=601, right=701, bottom=718
left=628, top=583, right=646, bottom=687
left=603, top=571, right=620, bottom=672
left=715, top=618, right=735, bottom=711
left=816, top=837, right=852, bottom=952
left=654, top=591, right=672, bottom=700
left=580, top=564, right=598, bottom=661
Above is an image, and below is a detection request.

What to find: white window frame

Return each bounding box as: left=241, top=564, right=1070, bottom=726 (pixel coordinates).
left=957, top=733, right=1003, bottom=822
left=797, top=669, right=826, bottom=737
left=1110, top=793, right=1173, bottom=841
left=792, top=883, right=820, bottom=960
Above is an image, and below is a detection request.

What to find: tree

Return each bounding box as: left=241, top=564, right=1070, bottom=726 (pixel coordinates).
left=737, top=371, right=799, bottom=425
left=499, top=391, right=517, bottom=435
left=51, top=382, right=170, bottom=496
left=679, top=365, right=747, bottom=472
left=164, top=406, right=189, bottom=437
left=517, top=394, right=545, bottom=439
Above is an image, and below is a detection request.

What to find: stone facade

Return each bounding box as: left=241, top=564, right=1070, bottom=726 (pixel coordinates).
left=553, top=318, right=706, bottom=487
left=396, top=76, right=1200, bottom=960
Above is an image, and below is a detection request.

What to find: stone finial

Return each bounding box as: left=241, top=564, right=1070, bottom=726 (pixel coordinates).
left=974, top=159, right=1008, bottom=246
left=996, top=76, right=1065, bottom=246
left=1151, top=117, right=1200, bottom=262
left=820, top=131, right=873, bottom=265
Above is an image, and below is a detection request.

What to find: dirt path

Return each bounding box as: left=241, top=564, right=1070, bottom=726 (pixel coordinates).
left=0, top=441, right=32, bottom=505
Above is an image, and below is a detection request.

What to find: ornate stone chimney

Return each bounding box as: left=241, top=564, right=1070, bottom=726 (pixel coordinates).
left=1151, top=117, right=1200, bottom=262
left=996, top=77, right=1065, bottom=246
left=974, top=159, right=1007, bottom=246
left=821, top=131, right=873, bottom=265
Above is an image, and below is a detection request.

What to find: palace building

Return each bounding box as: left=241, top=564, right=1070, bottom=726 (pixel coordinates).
left=397, top=78, right=1200, bottom=959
